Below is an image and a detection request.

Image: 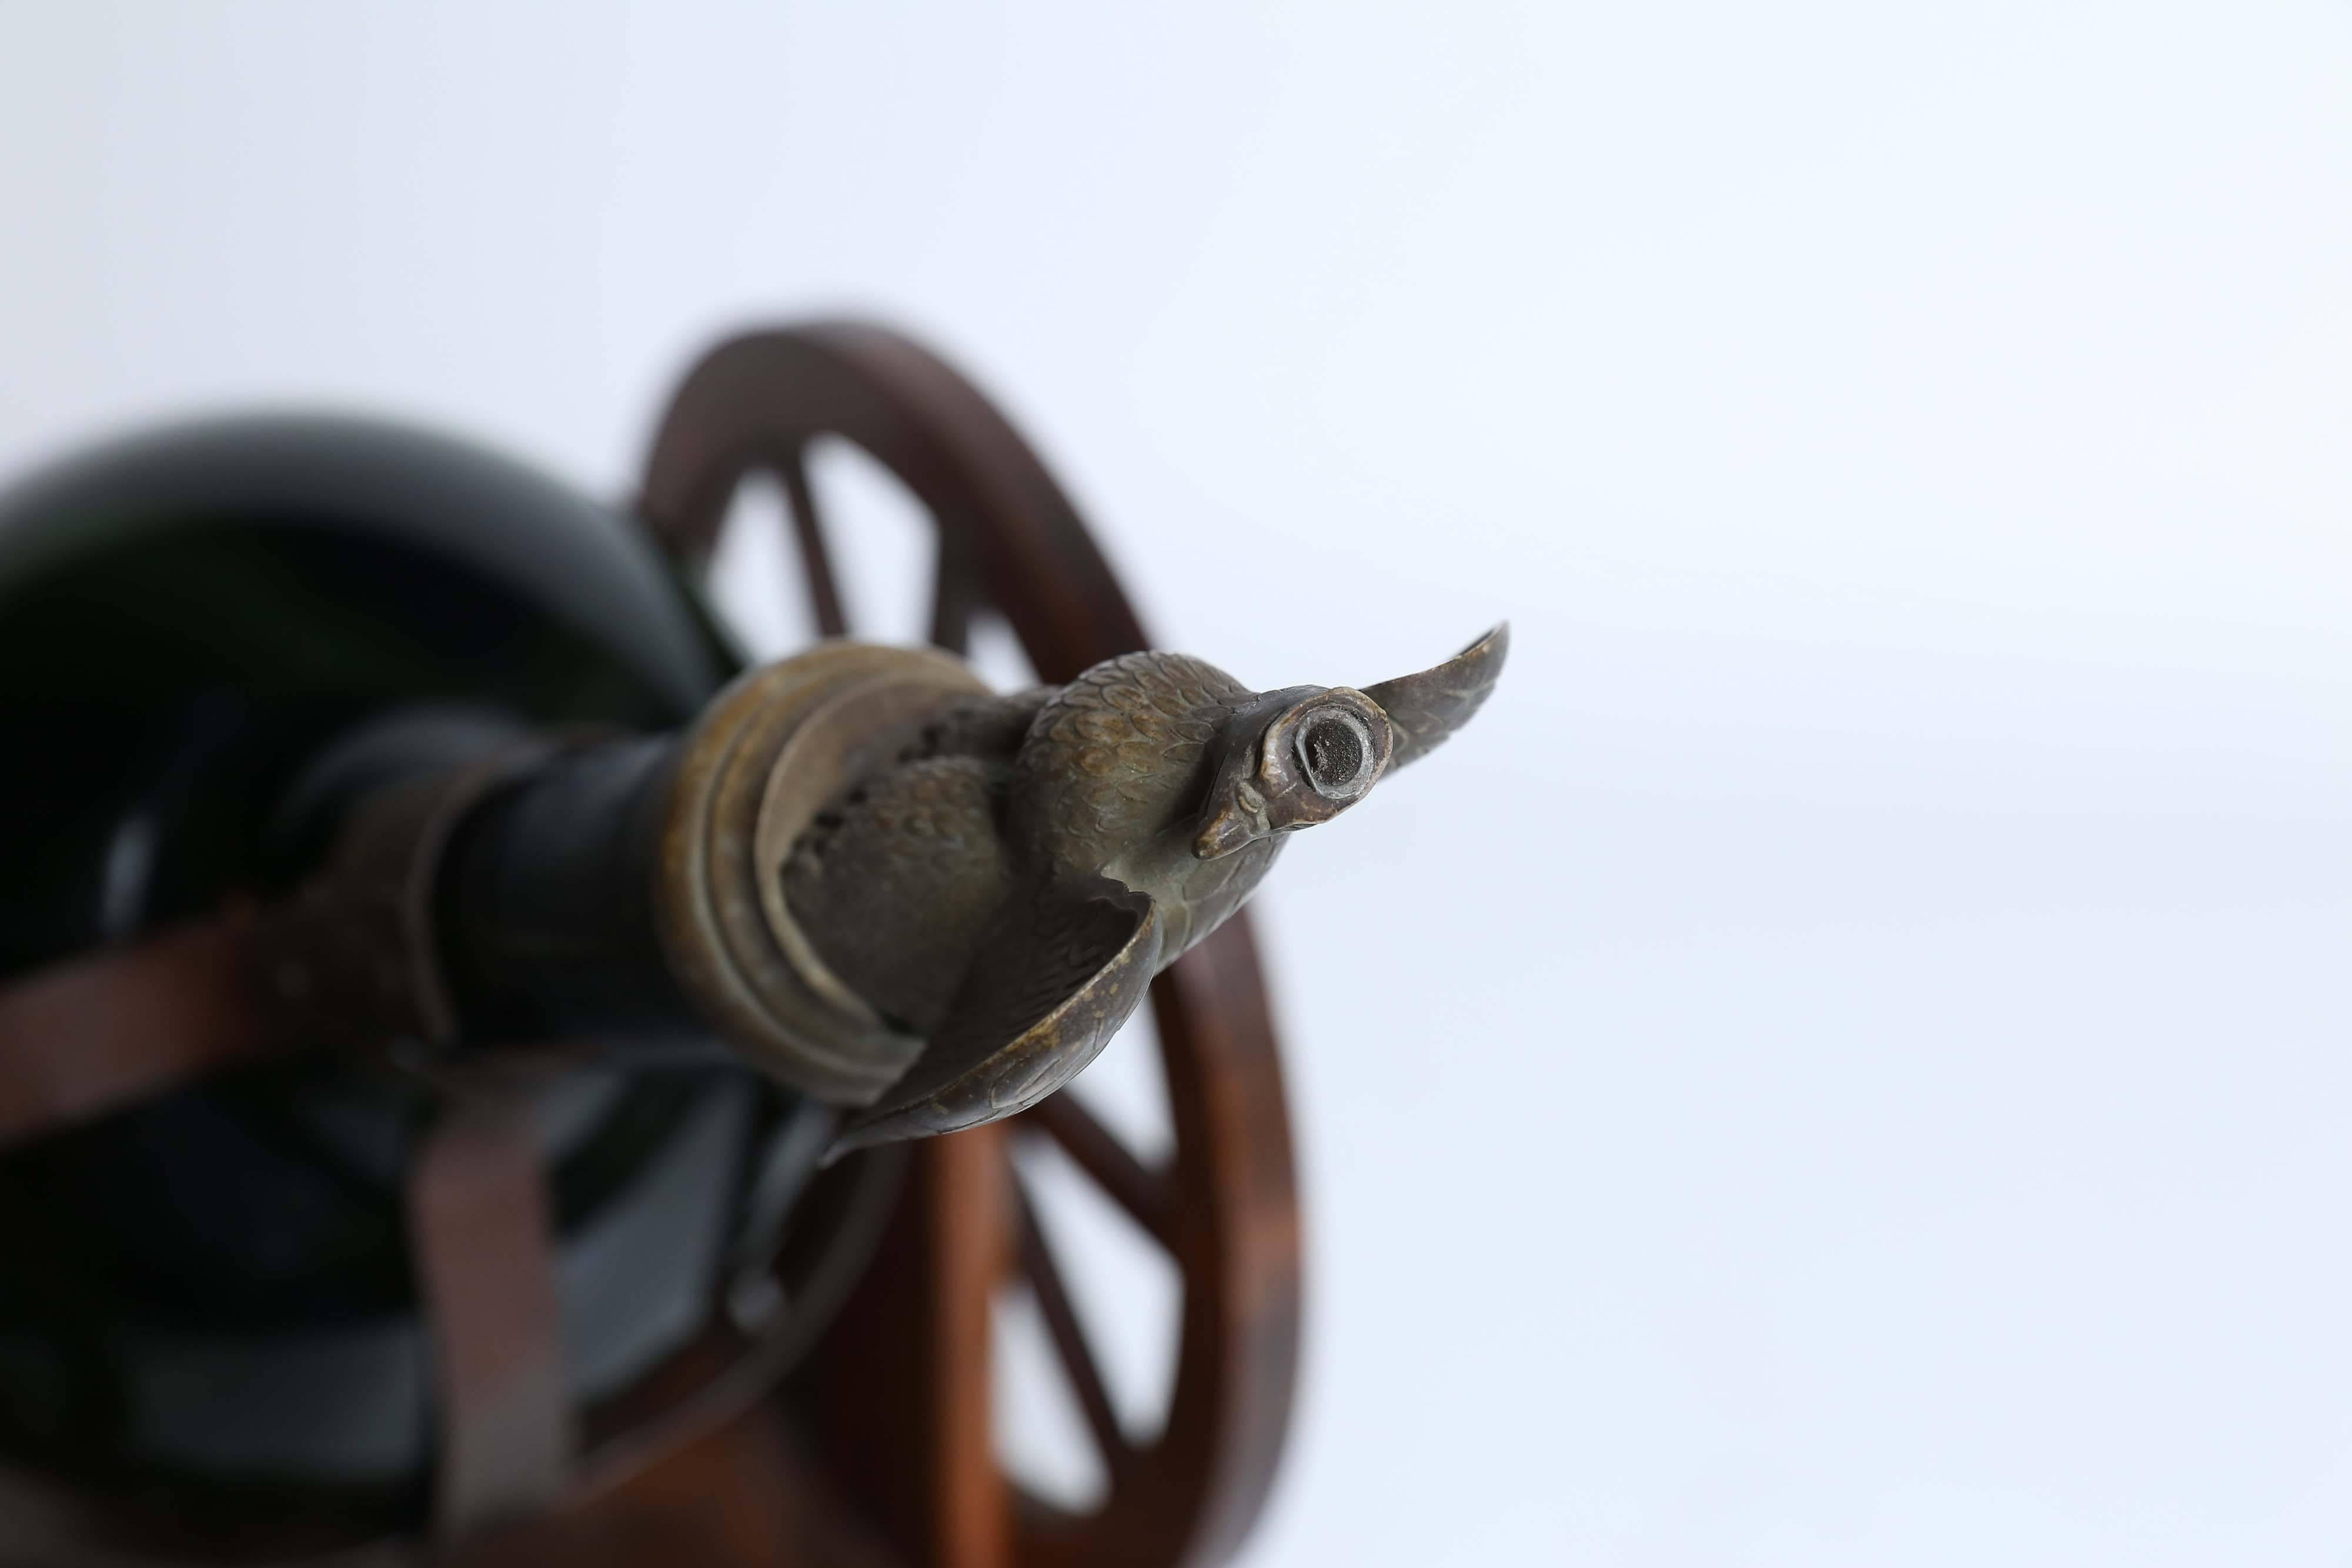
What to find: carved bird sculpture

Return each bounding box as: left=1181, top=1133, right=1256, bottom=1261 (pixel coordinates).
left=783, top=624, right=1508, bottom=1152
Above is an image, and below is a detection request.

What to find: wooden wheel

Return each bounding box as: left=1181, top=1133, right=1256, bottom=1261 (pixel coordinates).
left=637, top=323, right=1302, bottom=1568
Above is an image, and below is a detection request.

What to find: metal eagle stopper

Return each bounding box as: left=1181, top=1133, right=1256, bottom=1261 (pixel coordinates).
left=652, top=625, right=1505, bottom=1155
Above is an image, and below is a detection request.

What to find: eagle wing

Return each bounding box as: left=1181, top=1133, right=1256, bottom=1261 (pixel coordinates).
left=1362, top=622, right=1509, bottom=771
left=828, top=875, right=1161, bottom=1156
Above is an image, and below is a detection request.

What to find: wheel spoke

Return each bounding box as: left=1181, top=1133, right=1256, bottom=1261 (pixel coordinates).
left=779, top=443, right=850, bottom=638
left=927, top=539, right=980, bottom=654
left=1011, top=1165, right=1133, bottom=1477
left=1022, top=1091, right=1177, bottom=1253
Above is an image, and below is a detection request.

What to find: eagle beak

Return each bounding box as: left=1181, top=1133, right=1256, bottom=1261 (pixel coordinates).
left=1194, top=783, right=1272, bottom=860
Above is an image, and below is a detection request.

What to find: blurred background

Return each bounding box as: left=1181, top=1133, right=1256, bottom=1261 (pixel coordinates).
left=2, top=3, right=2348, bottom=1562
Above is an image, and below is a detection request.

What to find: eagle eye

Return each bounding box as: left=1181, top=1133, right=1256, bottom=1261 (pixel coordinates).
left=1295, top=708, right=1374, bottom=801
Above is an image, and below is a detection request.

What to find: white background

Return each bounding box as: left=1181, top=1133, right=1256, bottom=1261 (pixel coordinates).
left=4, top=4, right=2350, bottom=1563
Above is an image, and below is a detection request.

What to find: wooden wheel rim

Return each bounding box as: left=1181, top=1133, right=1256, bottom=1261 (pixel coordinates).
left=638, top=322, right=1303, bottom=1568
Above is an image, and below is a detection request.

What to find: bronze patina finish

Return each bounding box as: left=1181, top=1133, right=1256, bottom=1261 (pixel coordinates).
left=712, top=627, right=1512, bottom=1152
left=652, top=641, right=993, bottom=1105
